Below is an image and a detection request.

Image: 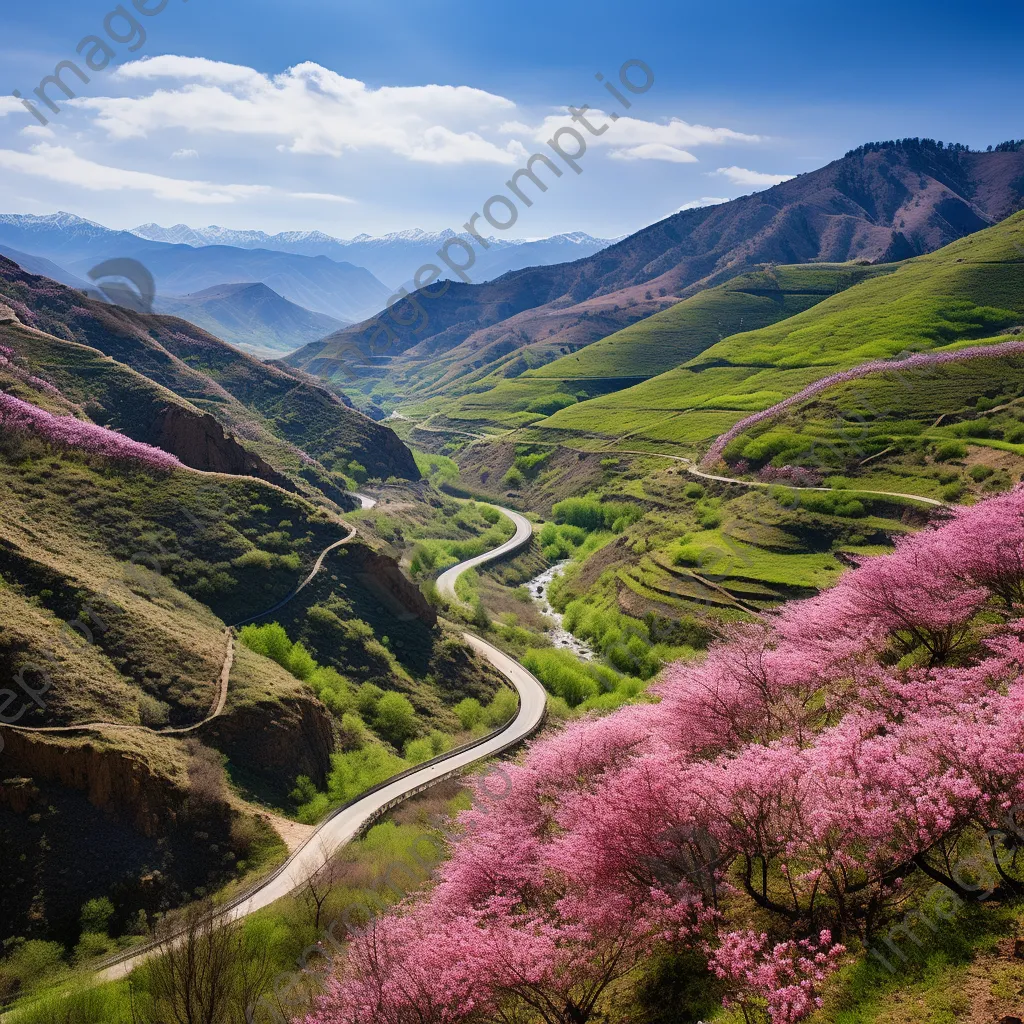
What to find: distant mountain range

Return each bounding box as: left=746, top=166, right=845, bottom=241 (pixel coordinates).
left=130, top=223, right=616, bottom=289
left=153, top=283, right=348, bottom=358
left=0, top=213, right=392, bottom=323
left=286, top=139, right=1024, bottom=396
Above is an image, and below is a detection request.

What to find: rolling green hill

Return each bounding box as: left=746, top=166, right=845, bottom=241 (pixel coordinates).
left=428, top=264, right=895, bottom=433
left=523, top=211, right=1024, bottom=454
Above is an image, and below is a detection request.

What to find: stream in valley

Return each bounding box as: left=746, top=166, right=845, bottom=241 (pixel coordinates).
left=526, top=562, right=596, bottom=660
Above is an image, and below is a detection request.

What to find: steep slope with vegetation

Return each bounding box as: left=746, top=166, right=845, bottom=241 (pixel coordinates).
left=0, top=385, right=494, bottom=970
left=0, top=257, right=419, bottom=493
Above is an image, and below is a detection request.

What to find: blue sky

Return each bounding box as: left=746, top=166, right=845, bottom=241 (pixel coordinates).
left=0, top=0, right=1019, bottom=240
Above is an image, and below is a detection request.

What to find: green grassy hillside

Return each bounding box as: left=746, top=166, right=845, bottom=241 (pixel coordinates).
left=717, top=344, right=1024, bottom=500
left=415, top=264, right=893, bottom=433
left=528, top=264, right=894, bottom=379
left=525, top=212, right=1024, bottom=454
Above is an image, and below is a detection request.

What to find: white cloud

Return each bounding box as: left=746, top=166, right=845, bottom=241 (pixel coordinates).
left=532, top=112, right=760, bottom=165
left=0, top=96, right=23, bottom=117
left=289, top=191, right=356, bottom=204
left=714, top=165, right=795, bottom=187
left=0, top=144, right=270, bottom=204
left=499, top=120, right=532, bottom=134
left=610, top=143, right=699, bottom=164
left=171, top=148, right=199, bottom=159
left=78, top=56, right=524, bottom=165
left=115, top=55, right=266, bottom=87
left=677, top=196, right=731, bottom=210
left=20, top=125, right=55, bottom=139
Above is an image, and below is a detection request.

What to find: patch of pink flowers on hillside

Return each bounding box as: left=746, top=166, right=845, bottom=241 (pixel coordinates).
left=0, top=388, right=182, bottom=471
left=702, top=339, right=1024, bottom=467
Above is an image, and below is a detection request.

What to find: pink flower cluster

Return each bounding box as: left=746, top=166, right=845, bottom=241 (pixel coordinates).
left=702, top=340, right=1024, bottom=467
left=0, top=389, right=183, bottom=472
left=708, top=930, right=846, bottom=1023
left=304, top=487, right=1024, bottom=1024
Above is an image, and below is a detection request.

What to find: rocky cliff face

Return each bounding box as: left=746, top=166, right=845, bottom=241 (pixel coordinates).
left=0, top=730, right=192, bottom=836
left=348, top=543, right=438, bottom=627
left=156, top=405, right=294, bottom=490
left=200, top=690, right=335, bottom=800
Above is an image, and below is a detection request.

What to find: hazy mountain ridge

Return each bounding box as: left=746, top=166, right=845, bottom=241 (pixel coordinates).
left=0, top=214, right=392, bottom=322
left=153, top=282, right=348, bottom=358
left=131, top=221, right=616, bottom=289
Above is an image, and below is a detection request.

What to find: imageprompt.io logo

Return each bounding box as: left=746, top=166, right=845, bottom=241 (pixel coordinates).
left=87, top=258, right=156, bottom=314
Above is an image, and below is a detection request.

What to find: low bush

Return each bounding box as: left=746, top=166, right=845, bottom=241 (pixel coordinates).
left=934, top=440, right=968, bottom=461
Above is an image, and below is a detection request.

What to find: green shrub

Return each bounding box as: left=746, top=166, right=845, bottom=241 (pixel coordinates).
left=404, top=731, right=452, bottom=764
left=673, top=543, right=703, bottom=567
left=553, top=497, right=643, bottom=533
left=79, top=897, right=115, bottom=935
left=232, top=548, right=274, bottom=570
left=512, top=451, right=552, bottom=478
left=522, top=649, right=600, bottom=706
left=356, top=682, right=385, bottom=718
left=471, top=600, right=491, bottom=629
left=969, top=464, right=994, bottom=481
left=374, top=692, right=418, bottom=747
left=72, top=931, right=114, bottom=965
left=454, top=697, right=484, bottom=729
left=695, top=504, right=722, bottom=530
left=503, top=466, right=525, bottom=488
left=257, top=530, right=293, bottom=552
left=137, top=694, right=170, bottom=727
left=287, top=642, right=316, bottom=681
left=483, top=688, right=518, bottom=726
left=552, top=497, right=605, bottom=530
left=934, top=440, right=968, bottom=462
left=239, top=621, right=293, bottom=666
left=942, top=481, right=966, bottom=501
left=296, top=745, right=410, bottom=822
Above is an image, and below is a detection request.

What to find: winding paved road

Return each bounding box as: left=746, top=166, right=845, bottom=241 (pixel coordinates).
left=437, top=503, right=534, bottom=604
left=95, top=502, right=547, bottom=983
